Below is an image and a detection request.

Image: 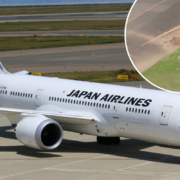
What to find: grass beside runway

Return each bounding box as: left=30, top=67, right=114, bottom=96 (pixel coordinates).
left=0, top=20, right=124, bottom=31
left=0, top=36, right=124, bottom=51
left=0, top=5, right=131, bottom=15
left=143, top=48, right=180, bottom=91
left=43, top=69, right=144, bottom=83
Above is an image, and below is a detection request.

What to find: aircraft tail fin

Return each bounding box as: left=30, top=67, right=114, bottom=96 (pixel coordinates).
left=0, top=62, right=11, bottom=74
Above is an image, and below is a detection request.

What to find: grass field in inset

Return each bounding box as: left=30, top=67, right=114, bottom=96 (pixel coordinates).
left=0, top=36, right=124, bottom=51
left=43, top=69, right=144, bottom=83
left=0, top=20, right=124, bottom=31
left=143, top=48, right=180, bottom=91
left=0, top=5, right=131, bottom=15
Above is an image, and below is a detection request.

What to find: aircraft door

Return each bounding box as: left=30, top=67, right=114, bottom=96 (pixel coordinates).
left=112, top=102, right=119, bottom=119
left=159, top=106, right=172, bottom=125
left=35, top=89, right=43, bottom=107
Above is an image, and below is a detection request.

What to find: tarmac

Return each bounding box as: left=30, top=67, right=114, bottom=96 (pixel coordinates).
left=126, top=0, right=180, bottom=72
left=1, top=81, right=179, bottom=180
left=0, top=11, right=127, bottom=22
left=0, top=43, right=131, bottom=73
left=0, top=30, right=124, bottom=37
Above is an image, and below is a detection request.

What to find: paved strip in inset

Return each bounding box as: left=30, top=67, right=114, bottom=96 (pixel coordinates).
left=126, top=0, right=180, bottom=72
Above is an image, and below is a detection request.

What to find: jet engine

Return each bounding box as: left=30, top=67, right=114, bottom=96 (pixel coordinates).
left=15, top=116, right=63, bottom=150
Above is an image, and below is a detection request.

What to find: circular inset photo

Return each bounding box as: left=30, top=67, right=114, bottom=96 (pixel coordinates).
left=126, top=0, right=180, bottom=92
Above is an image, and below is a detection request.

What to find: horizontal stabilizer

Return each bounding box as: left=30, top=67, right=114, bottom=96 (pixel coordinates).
left=15, top=70, right=29, bottom=75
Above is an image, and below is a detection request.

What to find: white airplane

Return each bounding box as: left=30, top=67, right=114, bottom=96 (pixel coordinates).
left=0, top=63, right=179, bottom=150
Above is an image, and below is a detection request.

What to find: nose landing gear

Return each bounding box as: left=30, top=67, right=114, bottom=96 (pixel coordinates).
left=97, top=136, right=120, bottom=145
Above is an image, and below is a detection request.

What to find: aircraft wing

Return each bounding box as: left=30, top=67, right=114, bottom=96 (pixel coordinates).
left=0, top=107, right=97, bottom=126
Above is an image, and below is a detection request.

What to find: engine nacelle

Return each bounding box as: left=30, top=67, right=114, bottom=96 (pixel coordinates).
left=16, top=116, right=63, bottom=150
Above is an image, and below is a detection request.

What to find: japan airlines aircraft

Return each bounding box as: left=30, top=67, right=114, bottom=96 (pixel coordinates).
left=0, top=63, right=179, bottom=150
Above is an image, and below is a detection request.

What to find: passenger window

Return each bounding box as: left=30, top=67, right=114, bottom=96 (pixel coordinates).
left=129, top=108, right=131, bottom=112
left=94, top=103, right=95, bottom=107
left=20, top=93, right=22, bottom=96
left=76, top=100, right=78, bottom=104
left=5, top=91, right=7, bottom=95
left=71, top=99, right=73, bottom=103
left=28, top=94, right=30, bottom=98
left=74, top=100, right=75, bottom=104
left=90, top=102, right=92, bottom=106
left=102, top=104, right=104, bottom=108
left=3, top=91, right=4, bottom=94
left=82, top=101, right=84, bottom=105
left=96, top=103, right=98, bottom=107
left=142, top=109, right=144, bottom=114
left=148, top=110, right=150, bottom=115
left=135, top=109, right=137, bottom=113
left=126, top=107, right=128, bottom=111
left=68, top=99, right=70, bottom=103
left=49, top=97, right=51, bottom=101
left=26, top=94, right=27, bottom=97
left=145, top=110, right=147, bottom=114
left=10, top=91, right=12, bottom=95
left=105, top=104, right=107, bottom=108
left=18, top=92, right=20, bottom=96
left=99, top=104, right=101, bottom=108
left=57, top=98, right=59, bottom=101
left=161, top=112, right=163, bottom=116
left=52, top=97, right=54, bottom=101
left=31, top=94, right=33, bottom=98
left=63, top=98, right=64, bottom=102
left=132, top=108, right=134, bottom=112
left=15, top=92, right=17, bottom=96
left=138, top=109, right=140, bottom=113
left=60, top=98, right=62, bottom=102
left=13, top=92, right=15, bottom=95
left=88, top=102, right=90, bottom=106
left=108, top=105, right=110, bottom=109
left=85, top=102, right=87, bottom=106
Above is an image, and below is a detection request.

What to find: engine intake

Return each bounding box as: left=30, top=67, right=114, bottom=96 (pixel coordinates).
left=16, top=116, right=63, bottom=150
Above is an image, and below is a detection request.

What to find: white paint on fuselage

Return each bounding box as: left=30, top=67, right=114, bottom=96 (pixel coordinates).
left=1, top=74, right=180, bottom=146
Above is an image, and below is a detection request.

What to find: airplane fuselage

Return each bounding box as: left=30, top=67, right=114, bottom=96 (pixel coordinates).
left=1, top=74, right=180, bottom=147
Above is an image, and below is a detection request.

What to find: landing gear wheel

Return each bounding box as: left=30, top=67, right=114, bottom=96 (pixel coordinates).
left=97, top=136, right=104, bottom=144
left=103, top=137, right=112, bottom=145
left=112, top=137, right=120, bottom=145
left=97, top=137, right=120, bottom=145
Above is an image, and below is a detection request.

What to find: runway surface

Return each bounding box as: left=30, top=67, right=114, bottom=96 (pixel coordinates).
left=0, top=11, right=128, bottom=22
left=0, top=81, right=178, bottom=180
left=126, top=0, right=180, bottom=72
left=0, top=30, right=124, bottom=37
left=0, top=43, right=131, bottom=73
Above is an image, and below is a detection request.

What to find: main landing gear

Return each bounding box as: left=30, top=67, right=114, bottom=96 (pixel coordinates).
left=97, top=136, right=120, bottom=145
